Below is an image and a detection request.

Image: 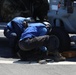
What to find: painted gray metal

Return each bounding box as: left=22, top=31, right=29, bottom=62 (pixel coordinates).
left=48, top=0, right=76, bottom=33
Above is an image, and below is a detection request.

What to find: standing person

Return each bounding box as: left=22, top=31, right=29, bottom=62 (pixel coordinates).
left=18, top=21, right=66, bottom=62
left=4, top=17, right=32, bottom=57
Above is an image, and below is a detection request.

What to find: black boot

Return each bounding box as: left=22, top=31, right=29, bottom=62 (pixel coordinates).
left=47, top=35, right=66, bottom=62
left=17, top=50, right=29, bottom=61
left=52, top=51, right=66, bottom=62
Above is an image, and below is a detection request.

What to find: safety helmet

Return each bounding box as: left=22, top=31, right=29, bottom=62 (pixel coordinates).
left=43, top=21, right=51, bottom=26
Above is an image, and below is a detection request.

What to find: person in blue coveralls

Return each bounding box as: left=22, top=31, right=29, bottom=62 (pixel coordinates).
left=4, top=17, right=32, bottom=57
left=18, top=21, right=66, bottom=62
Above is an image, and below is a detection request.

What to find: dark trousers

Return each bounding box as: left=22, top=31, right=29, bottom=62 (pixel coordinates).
left=4, top=27, right=17, bottom=47
left=4, top=27, right=19, bottom=54
left=19, top=35, right=59, bottom=52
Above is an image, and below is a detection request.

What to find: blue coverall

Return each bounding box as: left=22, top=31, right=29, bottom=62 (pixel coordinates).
left=19, top=22, right=48, bottom=51
left=4, top=17, right=31, bottom=54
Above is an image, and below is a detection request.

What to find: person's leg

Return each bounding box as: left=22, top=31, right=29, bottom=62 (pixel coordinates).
left=9, top=33, right=19, bottom=57
left=18, top=35, right=50, bottom=60
left=4, top=28, right=18, bottom=57
left=19, top=35, right=66, bottom=61
left=18, top=48, right=47, bottom=61
left=19, top=35, right=50, bottom=51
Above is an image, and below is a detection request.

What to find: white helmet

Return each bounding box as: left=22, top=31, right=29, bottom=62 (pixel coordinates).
left=43, top=21, right=51, bottom=27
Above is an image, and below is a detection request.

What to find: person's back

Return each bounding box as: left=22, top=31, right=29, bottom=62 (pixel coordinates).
left=20, top=22, right=48, bottom=41
left=4, top=17, right=32, bottom=37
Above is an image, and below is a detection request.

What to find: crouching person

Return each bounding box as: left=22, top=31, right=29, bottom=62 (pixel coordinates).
left=18, top=21, right=66, bottom=62
left=4, top=17, right=32, bottom=57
